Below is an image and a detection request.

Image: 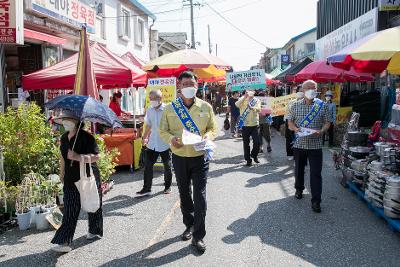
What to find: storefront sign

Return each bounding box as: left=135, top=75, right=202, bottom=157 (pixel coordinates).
left=269, top=94, right=297, bottom=117
left=0, top=0, right=23, bottom=44
left=145, top=78, right=176, bottom=107
left=315, top=8, right=378, bottom=60
left=26, top=0, right=96, bottom=33
left=379, top=0, right=400, bottom=10
left=281, top=55, right=290, bottom=64
left=337, top=107, right=352, bottom=124
left=226, top=69, right=266, bottom=92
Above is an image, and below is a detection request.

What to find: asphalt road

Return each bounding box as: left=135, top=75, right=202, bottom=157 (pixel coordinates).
left=1, top=117, right=400, bottom=267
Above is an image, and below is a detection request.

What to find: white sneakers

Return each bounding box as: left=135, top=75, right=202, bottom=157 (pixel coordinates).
left=86, top=233, right=102, bottom=240
left=287, top=156, right=294, bottom=161
left=51, top=244, right=72, bottom=253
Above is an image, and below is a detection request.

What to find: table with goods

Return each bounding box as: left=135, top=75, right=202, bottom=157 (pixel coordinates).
left=337, top=111, right=400, bottom=232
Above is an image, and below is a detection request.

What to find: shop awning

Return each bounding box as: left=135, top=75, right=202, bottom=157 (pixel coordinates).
left=22, top=42, right=147, bottom=90
left=268, top=66, right=288, bottom=79
left=275, top=57, right=313, bottom=82
left=24, top=29, right=66, bottom=45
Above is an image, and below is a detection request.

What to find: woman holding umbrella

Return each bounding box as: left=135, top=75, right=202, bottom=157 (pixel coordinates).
left=51, top=110, right=103, bottom=253
left=45, top=93, right=121, bottom=252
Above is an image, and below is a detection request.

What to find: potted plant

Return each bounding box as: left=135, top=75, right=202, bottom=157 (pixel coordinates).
left=34, top=179, right=52, bottom=230
left=95, top=135, right=119, bottom=194
left=15, top=182, right=32, bottom=231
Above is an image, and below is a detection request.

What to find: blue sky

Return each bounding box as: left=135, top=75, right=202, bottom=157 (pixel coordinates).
left=141, top=0, right=318, bottom=71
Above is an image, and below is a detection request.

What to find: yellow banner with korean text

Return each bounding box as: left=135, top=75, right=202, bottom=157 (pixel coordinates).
left=270, top=94, right=297, bottom=117
left=336, top=107, right=352, bottom=124
left=145, top=78, right=177, bottom=107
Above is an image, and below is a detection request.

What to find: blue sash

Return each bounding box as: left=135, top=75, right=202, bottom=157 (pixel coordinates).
left=299, top=98, right=324, bottom=128
left=171, top=97, right=214, bottom=160
left=292, top=99, right=324, bottom=143
left=171, top=97, right=201, bottom=135
left=237, top=98, right=258, bottom=130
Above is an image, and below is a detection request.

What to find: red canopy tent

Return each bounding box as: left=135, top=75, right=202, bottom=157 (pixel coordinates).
left=295, top=60, right=374, bottom=83
left=121, top=52, right=146, bottom=68
left=22, top=43, right=147, bottom=90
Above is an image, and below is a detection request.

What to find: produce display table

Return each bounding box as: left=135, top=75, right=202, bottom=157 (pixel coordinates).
left=101, top=132, right=142, bottom=170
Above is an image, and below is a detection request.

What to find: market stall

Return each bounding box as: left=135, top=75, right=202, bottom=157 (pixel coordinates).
left=21, top=42, right=148, bottom=168
left=329, top=26, right=400, bottom=231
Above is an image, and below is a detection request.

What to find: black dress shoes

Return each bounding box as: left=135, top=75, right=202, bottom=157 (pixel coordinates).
left=295, top=190, right=303, bottom=199
left=253, top=157, right=260, bottom=163
left=182, top=227, right=193, bottom=241
left=312, top=202, right=321, bottom=213
left=192, top=238, right=206, bottom=253
left=246, top=160, right=252, bottom=166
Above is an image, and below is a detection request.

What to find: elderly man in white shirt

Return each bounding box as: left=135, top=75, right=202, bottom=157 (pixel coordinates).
left=137, top=90, right=172, bottom=196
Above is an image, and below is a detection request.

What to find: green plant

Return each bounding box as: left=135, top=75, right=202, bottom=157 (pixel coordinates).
left=95, top=135, right=120, bottom=183
left=0, top=103, right=60, bottom=185
left=0, top=181, right=18, bottom=214
left=15, top=176, right=34, bottom=214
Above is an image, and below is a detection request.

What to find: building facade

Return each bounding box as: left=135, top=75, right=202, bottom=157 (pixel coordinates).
left=0, top=0, right=155, bottom=112
left=282, top=28, right=316, bottom=64
left=316, top=0, right=400, bottom=60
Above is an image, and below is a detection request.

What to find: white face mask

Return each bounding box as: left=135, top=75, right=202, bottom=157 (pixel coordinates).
left=305, top=89, right=317, bottom=100
left=325, top=96, right=332, bottom=101
left=150, top=100, right=160, bottom=108
left=62, top=120, right=76, bottom=132
left=296, top=92, right=305, bottom=99
left=181, top=87, right=197, bottom=99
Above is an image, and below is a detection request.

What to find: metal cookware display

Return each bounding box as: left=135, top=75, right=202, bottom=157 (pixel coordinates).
left=368, top=160, right=383, bottom=171
left=386, top=176, right=400, bottom=187
left=349, top=146, right=371, bottom=159
left=347, top=131, right=368, bottom=146
left=374, top=142, right=393, bottom=158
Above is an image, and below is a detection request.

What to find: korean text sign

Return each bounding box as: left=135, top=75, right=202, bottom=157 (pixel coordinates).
left=0, top=0, right=23, bottom=44
left=29, top=0, right=96, bottom=33
left=226, top=69, right=266, bottom=92
left=145, top=78, right=176, bottom=107
left=270, top=94, right=297, bottom=117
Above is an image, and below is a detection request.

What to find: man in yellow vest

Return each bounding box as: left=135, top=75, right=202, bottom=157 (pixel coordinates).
left=159, top=71, right=217, bottom=253
left=235, top=90, right=262, bottom=166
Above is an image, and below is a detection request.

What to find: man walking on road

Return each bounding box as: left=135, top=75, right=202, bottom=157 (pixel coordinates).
left=137, top=90, right=172, bottom=196
left=287, top=80, right=331, bottom=213
left=159, top=71, right=217, bottom=253
left=235, top=90, right=261, bottom=166
left=227, top=91, right=240, bottom=137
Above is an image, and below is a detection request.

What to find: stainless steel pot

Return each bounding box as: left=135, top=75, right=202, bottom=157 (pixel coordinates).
left=384, top=192, right=400, bottom=201
left=347, top=131, right=368, bottom=146
left=385, top=185, right=400, bottom=195
left=386, top=176, right=400, bottom=187
left=384, top=198, right=400, bottom=210
left=374, top=142, right=392, bottom=157
left=349, top=146, right=371, bottom=159
left=384, top=207, right=400, bottom=219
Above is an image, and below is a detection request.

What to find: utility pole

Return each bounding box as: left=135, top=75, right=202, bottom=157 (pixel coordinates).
left=190, top=0, right=195, bottom=49
left=215, top=43, right=218, bottom=56
left=208, top=24, right=212, bottom=54
left=183, top=0, right=201, bottom=49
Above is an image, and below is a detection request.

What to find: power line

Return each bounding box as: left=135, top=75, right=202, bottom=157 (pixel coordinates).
left=204, top=1, right=268, bottom=49
left=156, top=1, right=261, bottom=23
left=102, top=6, right=188, bottom=19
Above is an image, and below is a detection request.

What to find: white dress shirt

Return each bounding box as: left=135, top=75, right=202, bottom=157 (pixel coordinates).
left=144, top=103, right=170, bottom=152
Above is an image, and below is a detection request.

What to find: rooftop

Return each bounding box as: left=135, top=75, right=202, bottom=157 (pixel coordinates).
left=129, top=0, right=156, bottom=20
